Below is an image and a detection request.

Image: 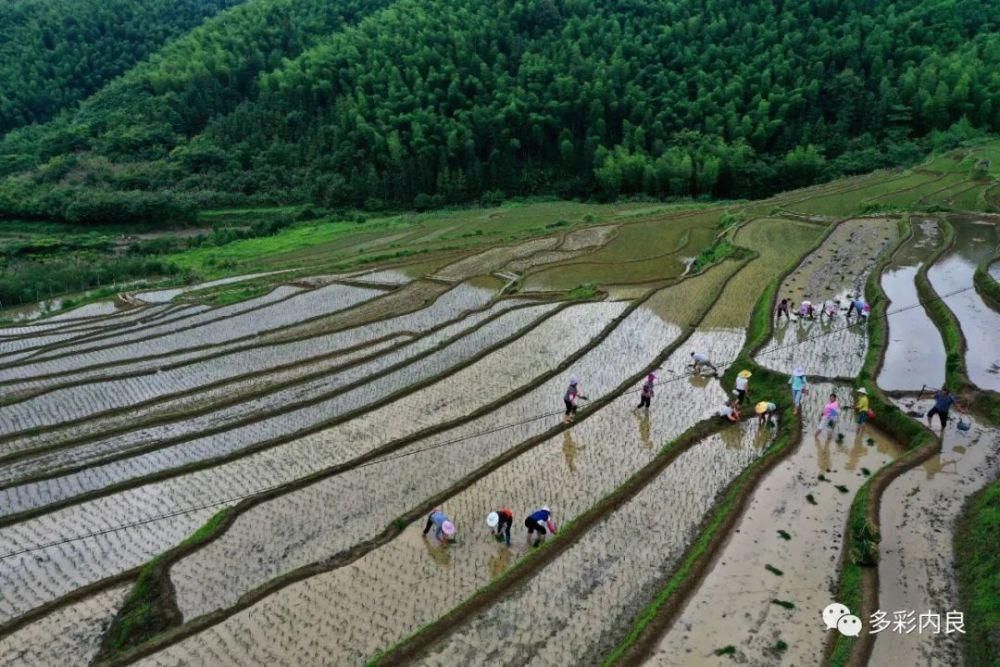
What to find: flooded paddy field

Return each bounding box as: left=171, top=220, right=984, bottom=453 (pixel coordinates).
left=0, top=304, right=623, bottom=620
left=755, top=217, right=898, bottom=378
left=873, top=397, right=1000, bottom=666
left=927, top=217, right=1000, bottom=392
left=421, top=422, right=773, bottom=666
left=651, top=385, right=905, bottom=666
left=878, top=218, right=947, bottom=391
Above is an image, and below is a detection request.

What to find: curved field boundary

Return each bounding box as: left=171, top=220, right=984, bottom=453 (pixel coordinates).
left=860, top=171, right=949, bottom=204
left=0, top=305, right=540, bottom=489
left=0, top=281, right=452, bottom=409
left=972, top=251, right=1000, bottom=312
left=0, top=301, right=575, bottom=527
left=0, top=291, right=521, bottom=465
left=0, top=283, right=367, bottom=372
left=94, top=257, right=752, bottom=664
left=0, top=284, right=313, bottom=365
left=823, top=216, right=941, bottom=667
left=0, top=303, right=162, bottom=340
left=593, top=212, right=856, bottom=662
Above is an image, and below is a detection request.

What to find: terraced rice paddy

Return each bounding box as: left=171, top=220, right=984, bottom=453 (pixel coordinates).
left=652, top=385, right=905, bottom=665
left=927, top=217, right=1000, bottom=392
left=1, top=153, right=996, bottom=666
left=874, top=399, right=1000, bottom=667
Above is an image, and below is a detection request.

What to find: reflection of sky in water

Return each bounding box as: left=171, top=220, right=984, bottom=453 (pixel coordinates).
left=878, top=265, right=946, bottom=390
left=928, top=219, right=1000, bottom=391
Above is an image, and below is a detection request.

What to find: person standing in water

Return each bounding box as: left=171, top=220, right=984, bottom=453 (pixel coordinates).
left=563, top=377, right=587, bottom=423
left=788, top=367, right=808, bottom=415
left=637, top=373, right=655, bottom=410
left=487, top=508, right=513, bottom=546
left=854, top=387, right=870, bottom=433
left=776, top=298, right=790, bottom=321
left=422, top=508, right=456, bottom=543
left=816, top=393, right=840, bottom=435
left=925, top=386, right=960, bottom=430
left=525, top=506, right=556, bottom=547
left=690, top=351, right=718, bottom=375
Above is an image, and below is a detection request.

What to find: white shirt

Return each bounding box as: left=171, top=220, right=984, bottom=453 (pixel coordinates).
left=735, top=376, right=749, bottom=391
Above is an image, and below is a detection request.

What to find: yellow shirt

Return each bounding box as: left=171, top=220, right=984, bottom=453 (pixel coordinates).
left=856, top=395, right=869, bottom=412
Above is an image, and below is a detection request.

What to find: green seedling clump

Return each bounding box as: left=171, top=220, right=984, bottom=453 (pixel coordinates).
left=777, top=529, right=792, bottom=541
left=771, top=599, right=795, bottom=609
left=806, top=494, right=818, bottom=505
left=714, top=645, right=737, bottom=656
left=770, top=640, right=789, bottom=652
left=765, top=564, right=784, bottom=576
left=835, top=485, right=849, bottom=494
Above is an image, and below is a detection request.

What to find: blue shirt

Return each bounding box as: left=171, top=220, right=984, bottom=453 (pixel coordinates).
left=528, top=509, right=551, bottom=523
left=429, top=510, right=448, bottom=539
left=934, top=391, right=955, bottom=412
left=789, top=375, right=808, bottom=391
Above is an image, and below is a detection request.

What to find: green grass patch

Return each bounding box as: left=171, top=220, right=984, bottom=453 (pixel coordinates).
left=203, top=284, right=270, bottom=306
left=567, top=283, right=599, bottom=300
left=955, top=478, right=1000, bottom=667
left=96, top=509, right=231, bottom=662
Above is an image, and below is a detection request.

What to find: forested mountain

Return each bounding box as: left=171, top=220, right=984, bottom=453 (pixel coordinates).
left=1, top=0, right=997, bottom=224
left=0, top=0, right=247, bottom=135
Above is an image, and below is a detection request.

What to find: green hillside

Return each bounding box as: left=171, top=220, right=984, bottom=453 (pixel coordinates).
left=0, top=0, right=246, bottom=134
left=0, top=0, right=998, bottom=224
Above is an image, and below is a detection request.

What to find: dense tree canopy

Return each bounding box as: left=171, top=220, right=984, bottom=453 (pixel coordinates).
left=0, top=0, right=997, bottom=222
left=0, top=0, right=246, bottom=135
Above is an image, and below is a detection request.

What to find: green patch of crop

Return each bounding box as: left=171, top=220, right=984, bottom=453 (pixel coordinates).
left=770, top=640, right=789, bottom=652
left=765, top=564, right=784, bottom=576
left=771, top=599, right=795, bottom=609
left=96, top=509, right=231, bottom=662
left=806, top=494, right=817, bottom=505
left=777, top=529, right=791, bottom=541
left=714, top=645, right=737, bottom=656
left=955, top=478, right=1000, bottom=667
left=567, top=283, right=599, bottom=300
left=204, top=284, right=269, bottom=306
left=835, top=484, right=849, bottom=494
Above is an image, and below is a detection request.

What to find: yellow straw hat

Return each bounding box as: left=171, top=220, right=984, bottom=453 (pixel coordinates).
left=738, top=370, right=753, bottom=379
left=755, top=401, right=769, bottom=414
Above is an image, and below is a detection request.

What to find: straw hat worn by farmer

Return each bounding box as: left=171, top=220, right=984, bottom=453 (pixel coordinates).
left=734, top=369, right=752, bottom=404
left=755, top=401, right=777, bottom=426
left=487, top=508, right=514, bottom=546
left=854, top=387, right=871, bottom=433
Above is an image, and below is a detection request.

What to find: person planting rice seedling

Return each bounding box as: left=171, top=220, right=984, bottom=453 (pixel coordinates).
left=525, top=506, right=557, bottom=547
left=755, top=401, right=777, bottom=426
left=689, top=351, right=718, bottom=375
left=822, top=298, right=840, bottom=320
left=563, top=376, right=588, bottom=423
left=798, top=299, right=815, bottom=320
left=636, top=372, right=655, bottom=410
left=788, top=366, right=809, bottom=415
left=422, top=508, right=457, bottom=543
left=846, top=293, right=865, bottom=320
left=775, top=297, right=790, bottom=321
left=734, top=369, right=752, bottom=404
left=487, top=508, right=514, bottom=546
left=815, top=392, right=841, bottom=435
left=854, top=387, right=870, bottom=433
left=718, top=399, right=741, bottom=423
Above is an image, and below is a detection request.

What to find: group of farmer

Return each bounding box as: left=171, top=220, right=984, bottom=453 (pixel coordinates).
left=422, top=505, right=557, bottom=548
left=423, top=335, right=969, bottom=552
left=775, top=294, right=870, bottom=323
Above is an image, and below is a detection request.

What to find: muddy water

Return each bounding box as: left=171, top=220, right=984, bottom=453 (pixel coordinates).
left=879, top=267, right=946, bottom=390
left=873, top=398, right=1000, bottom=666
left=755, top=218, right=898, bottom=378
left=651, top=384, right=905, bottom=666
left=927, top=218, right=1000, bottom=391
left=878, top=218, right=947, bottom=390
left=0, top=584, right=130, bottom=665
left=151, top=325, right=739, bottom=664
left=420, top=422, right=774, bottom=666
left=0, top=305, right=623, bottom=624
